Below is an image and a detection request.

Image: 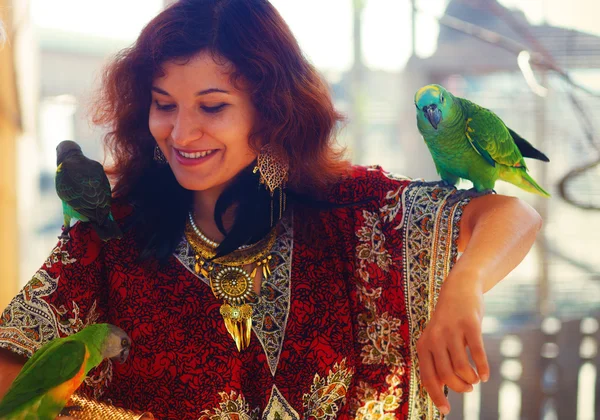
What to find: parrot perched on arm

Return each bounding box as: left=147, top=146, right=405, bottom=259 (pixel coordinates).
left=0, top=323, right=131, bottom=420
left=414, top=84, right=550, bottom=196
left=55, top=140, right=122, bottom=241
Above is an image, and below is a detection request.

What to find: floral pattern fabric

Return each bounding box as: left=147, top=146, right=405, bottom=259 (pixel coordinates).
left=0, top=166, right=482, bottom=419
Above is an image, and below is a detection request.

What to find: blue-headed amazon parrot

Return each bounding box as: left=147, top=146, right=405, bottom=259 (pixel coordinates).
left=415, top=84, right=550, bottom=196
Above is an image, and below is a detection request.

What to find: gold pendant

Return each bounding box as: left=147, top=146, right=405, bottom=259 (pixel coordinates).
left=194, top=255, right=211, bottom=277
left=210, top=267, right=255, bottom=351
left=220, top=303, right=253, bottom=351
left=185, top=218, right=278, bottom=352
left=210, top=266, right=253, bottom=305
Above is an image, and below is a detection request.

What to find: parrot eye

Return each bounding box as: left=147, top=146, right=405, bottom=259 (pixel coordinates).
left=440, top=94, right=445, bottom=103
left=121, top=338, right=128, bottom=347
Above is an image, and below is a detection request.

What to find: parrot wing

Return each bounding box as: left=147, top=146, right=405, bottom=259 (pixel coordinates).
left=460, top=99, right=527, bottom=169
left=56, top=158, right=113, bottom=224
left=13, top=339, right=61, bottom=383
left=507, top=127, right=550, bottom=162
left=0, top=340, right=86, bottom=416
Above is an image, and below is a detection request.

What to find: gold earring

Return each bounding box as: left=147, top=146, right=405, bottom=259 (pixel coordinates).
left=253, top=144, right=289, bottom=226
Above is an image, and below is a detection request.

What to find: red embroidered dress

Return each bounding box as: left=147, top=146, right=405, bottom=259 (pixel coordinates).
left=0, top=166, right=480, bottom=420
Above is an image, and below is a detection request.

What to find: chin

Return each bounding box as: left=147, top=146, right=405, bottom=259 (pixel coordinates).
left=176, top=177, right=216, bottom=192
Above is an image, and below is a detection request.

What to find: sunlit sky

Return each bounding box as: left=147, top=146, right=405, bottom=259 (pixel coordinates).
left=32, top=0, right=600, bottom=72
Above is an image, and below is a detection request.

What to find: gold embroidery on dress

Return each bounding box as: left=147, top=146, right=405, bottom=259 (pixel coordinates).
left=401, top=182, right=483, bottom=420
left=355, top=207, right=406, bottom=367
left=44, top=238, right=76, bottom=268
left=302, top=359, right=354, bottom=419
left=0, top=239, right=110, bottom=397
left=355, top=210, right=392, bottom=278
left=198, top=391, right=259, bottom=420
left=350, top=187, right=409, bottom=417
left=355, top=366, right=405, bottom=420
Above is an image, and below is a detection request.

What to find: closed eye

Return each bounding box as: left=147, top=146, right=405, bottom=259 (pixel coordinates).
left=154, top=101, right=176, bottom=112
left=153, top=101, right=228, bottom=114
left=202, top=104, right=228, bottom=114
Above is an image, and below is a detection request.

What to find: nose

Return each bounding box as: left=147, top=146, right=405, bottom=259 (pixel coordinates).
left=171, top=108, right=204, bottom=146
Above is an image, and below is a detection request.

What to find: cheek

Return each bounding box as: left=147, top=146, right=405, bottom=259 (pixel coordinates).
left=148, top=113, right=172, bottom=141
left=228, top=121, right=256, bottom=159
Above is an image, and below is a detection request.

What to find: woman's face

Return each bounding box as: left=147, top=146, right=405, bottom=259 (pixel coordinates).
left=149, top=52, right=258, bottom=193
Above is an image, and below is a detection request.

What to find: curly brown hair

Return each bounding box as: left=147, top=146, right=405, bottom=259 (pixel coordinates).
left=92, top=0, right=351, bottom=259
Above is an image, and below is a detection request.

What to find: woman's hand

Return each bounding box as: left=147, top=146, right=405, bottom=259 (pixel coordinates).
left=416, top=271, right=489, bottom=416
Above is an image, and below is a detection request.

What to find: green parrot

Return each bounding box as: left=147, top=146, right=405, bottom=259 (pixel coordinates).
left=414, top=84, right=550, bottom=196
left=55, top=140, right=122, bottom=241
left=0, top=323, right=131, bottom=420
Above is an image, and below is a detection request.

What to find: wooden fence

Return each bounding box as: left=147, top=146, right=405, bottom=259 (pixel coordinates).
left=447, top=315, right=599, bottom=419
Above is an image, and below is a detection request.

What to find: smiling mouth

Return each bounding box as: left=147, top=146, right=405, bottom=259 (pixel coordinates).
left=176, top=149, right=218, bottom=159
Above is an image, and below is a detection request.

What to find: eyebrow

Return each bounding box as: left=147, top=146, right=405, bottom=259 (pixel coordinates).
left=151, top=86, right=230, bottom=96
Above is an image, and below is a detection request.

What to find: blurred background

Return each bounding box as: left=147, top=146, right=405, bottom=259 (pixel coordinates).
left=0, top=0, right=598, bottom=418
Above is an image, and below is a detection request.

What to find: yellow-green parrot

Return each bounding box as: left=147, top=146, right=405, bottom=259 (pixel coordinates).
left=0, top=323, right=130, bottom=420
left=415, top=84, right=550, bottom=196
left=56, top=140, right=122, bottom=241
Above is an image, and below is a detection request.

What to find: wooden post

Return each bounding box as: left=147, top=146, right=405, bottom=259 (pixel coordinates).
left=0, top=0, right=20, bottom=310
left=535, top=71, right=550, bottom=318
left=350, top=0, right=366, bottom=163
left=411, top=0, right=417, bottom=57
left=555, top=318, right=583, bottom=419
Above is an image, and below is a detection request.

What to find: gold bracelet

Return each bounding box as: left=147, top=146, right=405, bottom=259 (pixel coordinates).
left=63, top=393, right=154, bottom=420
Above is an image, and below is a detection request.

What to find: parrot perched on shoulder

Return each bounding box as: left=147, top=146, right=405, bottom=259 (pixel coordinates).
left=0, top=323, right=130, bottom=420
left=55, top=140, right=122, bottom=241
left=414, top=84, right=550, bottom=196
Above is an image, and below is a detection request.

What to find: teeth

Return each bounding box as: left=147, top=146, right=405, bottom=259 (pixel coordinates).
left=178, top=149, right=215, bottom=159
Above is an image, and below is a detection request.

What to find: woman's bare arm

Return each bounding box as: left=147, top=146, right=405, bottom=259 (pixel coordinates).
left=417, top=194, right=542, bottom=415
left=0, top=348, right=26, bottom=400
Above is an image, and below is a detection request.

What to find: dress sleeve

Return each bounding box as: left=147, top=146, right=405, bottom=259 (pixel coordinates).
left=396, top=180, right=490, bottom=419
left=319, top=166, right=491, bottom=418
left=0, top=222, right=107, bottom=359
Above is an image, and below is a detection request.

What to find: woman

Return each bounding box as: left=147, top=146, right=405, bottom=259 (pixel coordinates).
left=0, top=0, right=541, bottom=419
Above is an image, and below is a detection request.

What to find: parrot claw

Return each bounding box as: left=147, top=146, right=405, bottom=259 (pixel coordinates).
left=58, top=233, right=71, bottom=241
left=59, top=225, right=73, bottom=240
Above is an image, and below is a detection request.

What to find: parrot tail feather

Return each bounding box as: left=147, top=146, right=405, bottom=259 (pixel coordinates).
left=91, top=218, right=123, bottom=241
left=500, top=166, right=551, bottom=198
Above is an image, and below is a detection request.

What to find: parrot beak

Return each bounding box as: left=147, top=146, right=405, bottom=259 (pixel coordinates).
left=423, top=105, right=442, bottom=130
left=114, top=346, right=130, bottom=364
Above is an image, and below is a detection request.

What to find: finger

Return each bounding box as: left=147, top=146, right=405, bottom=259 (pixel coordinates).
left=419, top=349, right=450, bottom=414
left=466, top=328, right=490, bottom=382
left=433, top=346, right=473, bottom=393
left=448, top=335, right=480, bottom=384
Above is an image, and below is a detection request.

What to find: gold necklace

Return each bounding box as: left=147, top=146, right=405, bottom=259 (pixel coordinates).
left=184, top=220, right=277, bottom=351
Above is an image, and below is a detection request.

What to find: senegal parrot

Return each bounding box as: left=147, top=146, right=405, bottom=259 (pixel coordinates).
left=415, top=84, right=550, bottom=196
left=0, top=323, right=131, bottom=420
left=55, top=140, right=122, bottom=241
